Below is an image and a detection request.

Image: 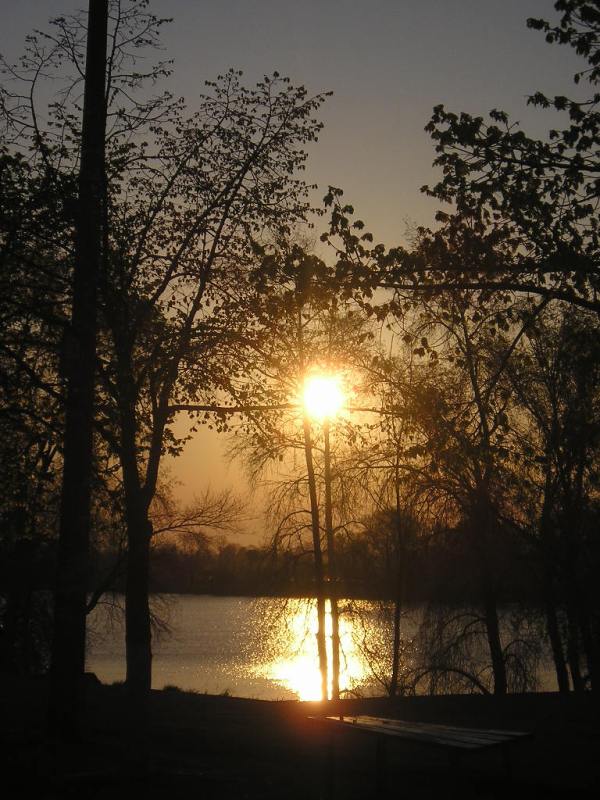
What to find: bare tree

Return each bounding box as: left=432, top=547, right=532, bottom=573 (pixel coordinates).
left=1, top=2, right=329, bottom=725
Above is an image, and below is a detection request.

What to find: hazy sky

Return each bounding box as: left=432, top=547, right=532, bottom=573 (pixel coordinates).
left=2, top=1, right=583, bottom=533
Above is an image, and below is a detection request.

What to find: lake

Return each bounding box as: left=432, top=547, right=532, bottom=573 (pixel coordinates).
left=86, top=594, right=557, bottom=699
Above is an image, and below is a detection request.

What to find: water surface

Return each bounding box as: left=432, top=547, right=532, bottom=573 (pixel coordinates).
left=86, top=594, right=555, bottom=699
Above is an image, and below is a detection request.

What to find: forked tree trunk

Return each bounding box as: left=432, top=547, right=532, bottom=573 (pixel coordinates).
left=49, top=0, right=108, bottom=739
left=303, top=415, right=329, bottom=700
left=389, top=471, right=405, bottom=697
left=323, top=420, right=340, bottom=700
left=296, top=290, right=328, bottom=700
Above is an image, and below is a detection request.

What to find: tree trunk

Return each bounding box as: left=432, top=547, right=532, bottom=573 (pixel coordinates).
left=125, top=503, right=153, bottom=708
left=579, top=610, right=596, bottom=691
left=117, top=386, right=154, bottom=721
left=538, top=472, right=570, bottom=692
left=565, top=557, right=596, bottom=690
left=482, top=579, right=507, bottom=695
left=49, top=0, right=108, bottom=740
left=475, top=493, right=507, bottom=696
left=543, top=580, right=570, bottom=693
left=389, top=592, right=402, bottom=698
left=563, top=528, right=590, bottom=691
left=460, top=312, right=507, bottom=696
left=565, top=599, right=585, bottom=692
left=303, top=415, right=329, bottom=700
left=296, top=291, right=328, bottom=700
left=389, top=471, right=405, bottom=697
left=323, top=420, right=340, bottom=700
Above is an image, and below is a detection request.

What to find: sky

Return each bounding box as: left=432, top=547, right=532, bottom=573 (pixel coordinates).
left=2, top=1, right=584, bottom=536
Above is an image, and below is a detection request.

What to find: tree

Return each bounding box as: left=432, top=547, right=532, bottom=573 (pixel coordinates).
left=318, top=2, right=600, bottom=319
left=49, top=0, right=109, bottom=739
left=342, top=350, right=421, bottom=698
left=0, top=147, right=118, bottom=682
left=0, top=149, right=68, bottom=662
left=219, top=245, right=373, bottom=699
left=0, top=336, right=61, bottom=676
left=379, top=289, right=549, bottom=694
left=416, top=1, right=600, bottom=311
left=506, top=306, right=600, bottom=690
left=0, top=151, right=72, bottom=639
left=1, top=1, right=329, bottom=722
left=97, top=73, right=326, bottom=714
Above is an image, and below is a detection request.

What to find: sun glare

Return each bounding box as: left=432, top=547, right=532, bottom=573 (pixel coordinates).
left=264, top=599, right=368, bottom=700
left=303, top=374, right=345, bottom=422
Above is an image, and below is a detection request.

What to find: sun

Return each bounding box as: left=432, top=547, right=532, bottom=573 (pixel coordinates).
left=303, top=374, right=345, bottom=421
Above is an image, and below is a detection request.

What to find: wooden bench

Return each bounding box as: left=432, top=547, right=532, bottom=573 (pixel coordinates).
left=310, top=714, right=532, bottom=797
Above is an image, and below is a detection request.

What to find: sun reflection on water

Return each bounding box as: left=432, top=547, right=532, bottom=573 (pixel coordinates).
left=258, top=599, right=370, bottom=700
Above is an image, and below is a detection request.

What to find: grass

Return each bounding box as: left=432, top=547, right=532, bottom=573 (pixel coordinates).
left=0, top=675, right=597, bottom=798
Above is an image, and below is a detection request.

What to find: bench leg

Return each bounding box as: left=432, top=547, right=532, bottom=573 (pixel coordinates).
left=375, top=735, right=387, bottom=798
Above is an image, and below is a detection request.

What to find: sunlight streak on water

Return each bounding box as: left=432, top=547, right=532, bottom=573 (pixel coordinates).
left=256, top=599, right=371, bottom=700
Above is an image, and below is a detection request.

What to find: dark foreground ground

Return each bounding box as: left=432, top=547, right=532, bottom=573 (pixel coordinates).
left=1, top=677, right=598, bottom=799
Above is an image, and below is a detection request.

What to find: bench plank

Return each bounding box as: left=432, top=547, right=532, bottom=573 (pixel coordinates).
left=353, top=721, right=506, bottom=747
left=356, top=715, right=528, bottom=740
left=310, top=714, right=532, bottom=792
left=326, top=718, right=485, bottom=750
left=316, top=715, right=531, bottom=752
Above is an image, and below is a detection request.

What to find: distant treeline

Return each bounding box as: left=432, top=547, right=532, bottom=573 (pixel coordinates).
left=3, top=507, right=595, bottom=610
left=86, top=520, right=564, bottom=605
